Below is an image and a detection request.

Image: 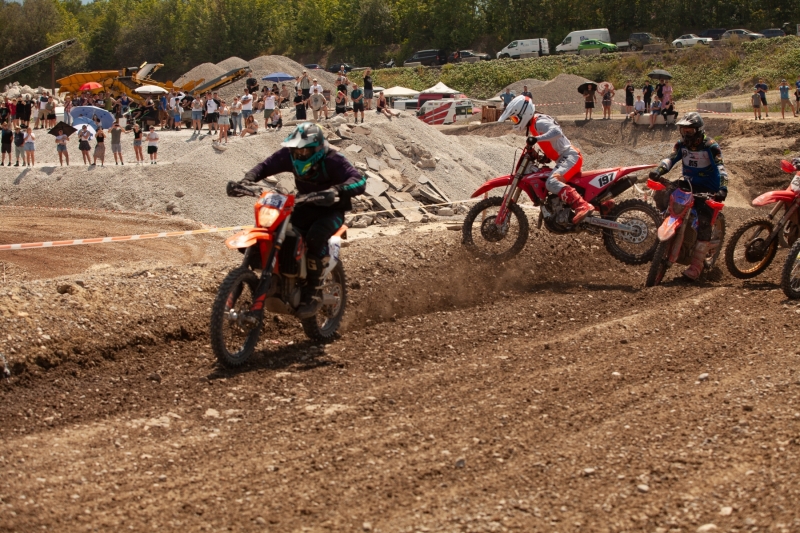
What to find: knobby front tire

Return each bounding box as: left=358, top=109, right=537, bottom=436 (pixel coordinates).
left=462, top=196, right=529, bottom=261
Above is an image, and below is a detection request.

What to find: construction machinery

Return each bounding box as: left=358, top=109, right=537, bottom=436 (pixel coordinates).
left=0, top=38, right=78, bottom=92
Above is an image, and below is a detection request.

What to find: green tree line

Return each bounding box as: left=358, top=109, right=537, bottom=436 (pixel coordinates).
left=1, top=0, right=798, bottom=87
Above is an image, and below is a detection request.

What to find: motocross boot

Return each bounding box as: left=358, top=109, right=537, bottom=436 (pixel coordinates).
left=558, top=186, right=594, bottom=224
left=682, top=241, right=710, bottom=280
left=296, top=255, right=324, bottom=319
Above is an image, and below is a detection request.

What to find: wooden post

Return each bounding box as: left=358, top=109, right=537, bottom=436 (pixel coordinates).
left=51, top=57, right=55, bottom=95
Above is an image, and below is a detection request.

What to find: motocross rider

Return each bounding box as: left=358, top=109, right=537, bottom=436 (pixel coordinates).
left=498, top=95, right=594, bottom=223
left=649, top=112, right=728, bottom=280
left=231, top=122, right=366, bottom=317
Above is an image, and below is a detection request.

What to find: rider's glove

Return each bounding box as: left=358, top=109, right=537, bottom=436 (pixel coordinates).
left=226, top=181, right=251, bottom=197
left=526, top=136, right=538, bottom=146
left=712, top=189, right=728, bottom=202
left=648, top=169, right=661, bottom=181
left=241, top=171, right=258, bottom=183
left=312, top=188, right=338, bottom=207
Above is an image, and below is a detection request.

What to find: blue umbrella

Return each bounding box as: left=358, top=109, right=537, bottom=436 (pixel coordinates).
left=70, top=106, right=114, bottom=129
left=262, top=72, right=296, bottom=83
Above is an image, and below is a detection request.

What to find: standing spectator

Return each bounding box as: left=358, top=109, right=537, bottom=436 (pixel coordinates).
left=500, top=88, right=515, bottom=108
left=624, top=81, right=634, bottom=115
left=1, top=123, right=12, bottom=166
left=35, top=91, right=48, bottom=129
left=310, top=88, right=328, bottom=121
left=23, top=126, right=35, bottom=166
left=45, top=96, right=56, bottom=129
left=217, top=99, right=230, bottom=144
left=191, top=96, right=204, bottom=132
left=240, top=115, right=259, bottom=137
left=583, top=87, right=596, bottom=120
left=158, top=93, right=168, bottom=129
left=55, top=127, right=70, bottom=166
left=63, top=95, right=73, bottom=126
left=628, top=95, right=645, bottom=124
left=143, top=95, right=156, bottom=126
left=655, top=80, right=665, bottom=101
left=756, top=78, right=769, bottom=118
left=0, top=100, right=10, bottom=126
left=334, top=89, right=348, bottom=116
left=230, top=96, right=243, bottom=134
left=642, top=81, right=654, bottom=112
left=778, top=79, right=795, bottom=118
left=170, top=97, right=182, bottom=130
left=661, top=80, right=673, bottom=106
left=146, top=125, right=159, bottom=164
left=351, top=83, right=365, bottom=124
left=362, top=68, right=374, bottom=110
left=601, top=85, right=614, bottom=119
left=310, top=78, right=324, bottom=96
left=335, top=68, right=348, bottom=103
left=751, top=86, right=763, bottom=120
left=241, top=90, right=253, bottom=121
left=300, top=71, right=311, bottom=108
left=205, top=92, right=219, bottom=133
left=13, top=125, right=24, bottom=166
left=294, top=91, right=308, bottom=121
left=92, top=127, right=106, bottom=166
left=8, top=98, right=17, bottom=128
left=521, top=85, right=533, bottom=99
left=649, top=96, right=662, bottom=129
left=376, top=91, right=392, bottom=120
left=78, top=124, right=92, bottom=164
left=263, top=90, right=276, bottom=123
left=22, top=95, right=33, bottom=128
left=795, top=77, right=800, bottom=116
left=132, top=123, right=144, bottom=163
left=109, top=122, right=124, bottom=165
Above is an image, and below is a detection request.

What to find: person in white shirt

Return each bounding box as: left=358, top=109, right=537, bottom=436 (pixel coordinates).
left=263, top=91, right=276, bottom=122
left=205, top=92, right=219, bottom=133
left=240, top=90, right=253, bottom=120
left=310, top=80, right=324, bottom=97
left=146, top=126, right=159, bottom=164
left=628, top=95, right=646, bottom=124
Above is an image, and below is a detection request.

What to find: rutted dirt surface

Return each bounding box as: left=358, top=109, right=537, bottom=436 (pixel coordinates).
left=2, top=202, right=800, bottom=532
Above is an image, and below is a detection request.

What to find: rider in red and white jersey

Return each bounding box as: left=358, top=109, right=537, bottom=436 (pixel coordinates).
left=498, top=95, right=594, bottom=223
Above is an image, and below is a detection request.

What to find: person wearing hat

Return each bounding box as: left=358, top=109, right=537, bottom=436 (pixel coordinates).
left=778, top=79, right=795, bottom=119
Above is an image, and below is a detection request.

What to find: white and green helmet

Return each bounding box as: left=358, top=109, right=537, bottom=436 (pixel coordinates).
left=282, top=122, right=328, bottom=176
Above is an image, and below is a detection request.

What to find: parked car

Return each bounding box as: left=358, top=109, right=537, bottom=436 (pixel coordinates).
left=671, top=34, right=712, bottom=47
left=577, top=39, right=618, bottom=53
left=496, top=38, right=550, bottom=58
left=721, top=29, right=764, bottom=41
left=304, top=64, right=324, bottom=70
left=760, top=28, right=786, bottom=38
left=403, top=49, right=448, bottom=67
left=327, top=63, right=353, bottom=73
left=698, top=28, right=727, bottom=40
left=556, top=28, right=610, bottom=53
left=448, top=50, right=491, bottom=62
left=628, top=32, right=664, bottom=51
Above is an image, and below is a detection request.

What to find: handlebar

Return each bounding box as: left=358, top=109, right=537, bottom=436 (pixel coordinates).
left=226, top=181, right=339, bottom=204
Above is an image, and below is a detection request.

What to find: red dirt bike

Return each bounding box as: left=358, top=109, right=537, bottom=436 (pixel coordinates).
left=644, top=178, right=726, bottom=287
left=724, top=160, right=800, bottom=287
left=462, top=140, right=661, bottom=264
left=210, top=182, right=348, bottom=367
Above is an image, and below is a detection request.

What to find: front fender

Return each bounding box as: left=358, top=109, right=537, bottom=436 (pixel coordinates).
left=471, top=175, right=512, bottom=198
left=753, top=190, right=798, bottom=207
left=657, top=216, right=682, bottom=241
left=225, top=229, right=273, bottom=250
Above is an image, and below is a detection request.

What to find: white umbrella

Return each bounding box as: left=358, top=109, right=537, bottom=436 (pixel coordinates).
left=382, top=86, right=421, bottom=97
left=420, top=82, right=461, bottom=94
left=135, top=85, right=168, bottom=94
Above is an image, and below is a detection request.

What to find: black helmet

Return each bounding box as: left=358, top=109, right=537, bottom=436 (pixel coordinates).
left=676, top=112, right=705, bottom=145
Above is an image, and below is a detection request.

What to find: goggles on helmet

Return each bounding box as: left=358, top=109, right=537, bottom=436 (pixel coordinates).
left=679, top=126, right=696, bottom=137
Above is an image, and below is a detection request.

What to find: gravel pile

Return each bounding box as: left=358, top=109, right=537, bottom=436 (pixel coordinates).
left=175, top=63, right=226, bottom=88
left=496, top=78, right=546, bottom=96
left=215, top=56, right=249, bottom=71
left=215, top=55, right=339, bottom=102
left=525, top=73, right=594, bottom=116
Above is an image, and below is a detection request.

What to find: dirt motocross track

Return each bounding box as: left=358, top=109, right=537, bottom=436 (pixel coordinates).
left=1, top=118, right=800, bottom=532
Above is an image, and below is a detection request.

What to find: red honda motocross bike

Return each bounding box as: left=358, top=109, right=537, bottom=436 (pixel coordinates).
left=210, top=182, right=348, bottom=367
left=462, top=140, right=660, bottom=264
left=644, top=178, right=726, bottom=287
left=724, top=160, right=800, bottom=285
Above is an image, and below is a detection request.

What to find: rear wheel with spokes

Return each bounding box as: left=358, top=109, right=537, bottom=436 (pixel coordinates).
left=462, top=196, right=529, bottom=260
left=724, top=217, right=777, bottom=279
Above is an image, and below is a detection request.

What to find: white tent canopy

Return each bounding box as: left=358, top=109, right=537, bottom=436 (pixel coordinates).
left=382, top=86, right=420, bottom=97
left=420, top=82, right=461, bottom=94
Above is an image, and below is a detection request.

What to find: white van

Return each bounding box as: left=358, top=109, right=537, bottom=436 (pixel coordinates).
left=496, top=38, right=550, bottom=59
left=555, top=28, right=611, bottom=53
